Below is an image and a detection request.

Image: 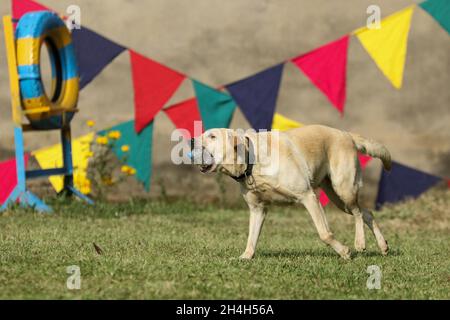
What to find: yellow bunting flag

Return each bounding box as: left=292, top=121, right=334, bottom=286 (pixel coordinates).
left=354, top=6, right=415, bottom=89
left=32, top=133, right=94, bottom=194
left=271, top=113, right=304, bottom=131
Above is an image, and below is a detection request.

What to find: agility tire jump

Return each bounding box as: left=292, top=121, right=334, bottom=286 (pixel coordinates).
left=16, top=11, right=79, bottom=130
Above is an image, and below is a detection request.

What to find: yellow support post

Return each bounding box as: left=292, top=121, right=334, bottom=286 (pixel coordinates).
left=3, top=15, right=23, bottom=126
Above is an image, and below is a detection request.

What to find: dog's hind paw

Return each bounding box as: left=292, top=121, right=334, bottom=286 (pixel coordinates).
left=380, top=240, right=389, bottom=256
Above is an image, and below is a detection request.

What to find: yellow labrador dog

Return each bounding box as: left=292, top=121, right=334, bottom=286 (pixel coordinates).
left=190, top=125, right=390, bottom=260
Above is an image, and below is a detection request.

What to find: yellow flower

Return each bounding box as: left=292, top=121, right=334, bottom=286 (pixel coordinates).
left=96, top=136, right=108, bottom=145
left=121, top=165, right=137, bottom=176
left=108, top=131, right=121, bottom=140
left=121, top=145, right=130, bottom=152
left=80, top=179, right=91, bottom=194
left=86, top=120, right=95, bottom=127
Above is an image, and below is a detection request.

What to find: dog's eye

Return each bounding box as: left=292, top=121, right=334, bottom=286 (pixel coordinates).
left=210, top=134, right=216, bottom=140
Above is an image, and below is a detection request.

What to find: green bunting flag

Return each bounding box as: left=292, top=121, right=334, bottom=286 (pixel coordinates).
left=192, top=80, right=237, bottom=130
left=419, top=0, right=450, bottom=35
left=100, top=120, right=154, bottom=191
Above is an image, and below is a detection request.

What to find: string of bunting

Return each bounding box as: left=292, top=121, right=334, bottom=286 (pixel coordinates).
left=13, top=0, right=450, bottom=132
left=3, top=0, right=448, bottom=209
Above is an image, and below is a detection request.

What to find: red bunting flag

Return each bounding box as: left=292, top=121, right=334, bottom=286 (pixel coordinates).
left=291, top=36, right=350, bottom=114
left=358, top=154, right=372, bottom=168
left=164, top=98, right=203, bottom=138
left=12, top=0, right=50, bottom=20
left=320, top=154, right=371, bottom=207
left=319, top=191, right=330, bottom=208
left=129, top=50, right=185, bottom=133
left=0, top=155, right=29, bottom=205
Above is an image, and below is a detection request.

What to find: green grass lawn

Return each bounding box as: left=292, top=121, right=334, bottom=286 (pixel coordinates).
left=0, top=190, right=449, bottom=299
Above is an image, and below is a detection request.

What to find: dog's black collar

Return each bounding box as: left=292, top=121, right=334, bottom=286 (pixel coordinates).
left=231, top=137, right=254, bottom=183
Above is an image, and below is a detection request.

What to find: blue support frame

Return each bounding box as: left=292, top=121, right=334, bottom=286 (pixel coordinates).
left=1, top=126, right=94, bottom=213
left=61, top=125, right=75, bottom=195
left=1, top=127, right=52, bottom=213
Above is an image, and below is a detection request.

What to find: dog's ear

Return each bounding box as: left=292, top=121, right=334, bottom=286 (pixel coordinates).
left=226, top=131, right=242, bottom=161
left=234, top=132, right=249, bottom=164
left=227, top=131, right=238, bottom=151
left=232, top=134, right=240, bottom=152
left=218, top=130, right=247, bottom=176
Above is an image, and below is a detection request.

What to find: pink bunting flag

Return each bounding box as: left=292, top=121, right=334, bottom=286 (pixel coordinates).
left=12, top=0, right=50, bottom=20
left=291, top=36, right=350, bottom=114
left=0, top=155, right=29, bottom=205
left=164, top=98, right=203, bottom=139
left=319, top=191, right=330, bottom=207
left=319, top=154, right=372, bottom=207
left=129, top=50, right=185, bottom=133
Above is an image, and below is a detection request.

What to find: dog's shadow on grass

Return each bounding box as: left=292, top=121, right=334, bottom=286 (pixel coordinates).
left=258, top=248, right=402, bottom=259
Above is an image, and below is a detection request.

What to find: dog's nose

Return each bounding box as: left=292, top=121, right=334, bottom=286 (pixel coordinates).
left=190, top=138, right=195, bottom=150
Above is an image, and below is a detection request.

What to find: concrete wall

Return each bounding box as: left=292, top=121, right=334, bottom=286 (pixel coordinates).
left=0, top=0, right=449, bottom=206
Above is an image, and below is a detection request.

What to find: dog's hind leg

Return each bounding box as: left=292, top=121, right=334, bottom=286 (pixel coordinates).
left=301, top=191, right=351, bottom=260
left=362, top=209, right=389, bottom=255
left=320, top=178, right=349, bottom=213
left=350, top=206, right=366, bottom=253
left=321, top=178, right=366, bottom=252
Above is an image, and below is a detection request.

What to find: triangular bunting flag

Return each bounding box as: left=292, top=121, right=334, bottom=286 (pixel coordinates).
left=291, top=36, right=349, bottom=114
left=12, top=0, right=50, bottom=20
left=0, top=155, right=29, bottom=205
left=192, top=80, right=237, bottom=130
left=226, top=64, right=284, bottom=130
left=319, top=191, right=330, bottom=208
left=271, top=113, right=304, bottom=131
left=355, top=6, right=415, bottom=89
left=130, top=50, right=185, bottom=133
left=164, top=98, right=203, bottom=138
left=375, top=161, right=442, bottom=209
left=72, top=27, right=126, bottom=89
left=32, top=133, right=94, bottom=194
left=358, top=154, right=372, bottom=168
left=419, top=0, right=450, bottom=35
left=320, top=154, right=372, bottom=207
left=99, top=121, right=154, bottom=191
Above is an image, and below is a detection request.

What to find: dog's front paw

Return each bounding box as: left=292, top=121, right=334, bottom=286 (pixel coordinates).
left=239, top=251, right=254, bottom=260
left=339, top=246, right=352, bottom=260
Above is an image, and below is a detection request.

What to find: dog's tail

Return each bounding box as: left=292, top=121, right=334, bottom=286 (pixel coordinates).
left=349, top=132, right=392, bottom=171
